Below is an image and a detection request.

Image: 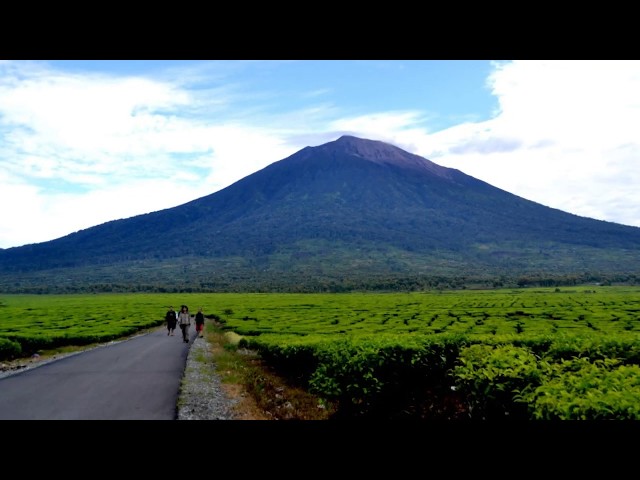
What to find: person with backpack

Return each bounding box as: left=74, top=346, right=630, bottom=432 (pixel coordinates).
left=194, top=307, right=205, bottom=338
left=165, top=306, right=177, bottom=336
left=178, top=305, right=191, bottom=343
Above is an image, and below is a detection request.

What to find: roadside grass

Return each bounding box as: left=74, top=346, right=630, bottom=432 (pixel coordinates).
left=206, top=322, right=336, bottom=420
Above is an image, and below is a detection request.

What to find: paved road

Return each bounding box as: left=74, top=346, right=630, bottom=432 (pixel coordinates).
left=0, top=326, right=196, bottom=420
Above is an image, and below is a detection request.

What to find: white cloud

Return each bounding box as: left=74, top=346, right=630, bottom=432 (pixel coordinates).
left=412, top=60, right=640, bottom=227
left=0, top=69, right=199, bottom=187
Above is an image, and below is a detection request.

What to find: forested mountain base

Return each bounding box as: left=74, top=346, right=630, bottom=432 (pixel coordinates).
left=1, top=265, right=638, bottom=294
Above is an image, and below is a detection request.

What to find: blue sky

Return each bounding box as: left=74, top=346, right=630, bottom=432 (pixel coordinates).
left=1, top=60, right=639, bottom=249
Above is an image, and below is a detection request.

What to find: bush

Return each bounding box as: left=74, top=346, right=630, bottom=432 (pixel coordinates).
left=0, top=337, right=22, bottom=361
left=453, top=344, right=550, bottom=419
left=517, top=358, right=640, bottom=420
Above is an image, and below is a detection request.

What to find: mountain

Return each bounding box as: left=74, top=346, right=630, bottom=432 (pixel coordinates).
left=2, top=135, right=640, bottom=292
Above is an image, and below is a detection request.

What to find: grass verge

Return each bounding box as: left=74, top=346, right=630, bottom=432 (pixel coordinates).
left=206, top=322, right=336, bottom=420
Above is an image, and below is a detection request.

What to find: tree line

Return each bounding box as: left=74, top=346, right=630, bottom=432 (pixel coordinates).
left=1, top=271, right=638, bottom=294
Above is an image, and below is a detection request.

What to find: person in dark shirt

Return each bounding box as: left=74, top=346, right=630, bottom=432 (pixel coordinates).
left=194, top=307, right=205, bottom=338
left=165, top=306, right=177, bottom=336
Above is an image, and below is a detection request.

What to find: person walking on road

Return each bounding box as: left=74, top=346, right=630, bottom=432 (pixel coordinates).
left=178, top=305, right=191, bottom=343
left=195, top=307, right=205, bottom=338
left=165, top=306, right=177, bottom=336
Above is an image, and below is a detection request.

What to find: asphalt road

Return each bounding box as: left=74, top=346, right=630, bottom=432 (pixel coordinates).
left=0, top=326, right=196, bottom=420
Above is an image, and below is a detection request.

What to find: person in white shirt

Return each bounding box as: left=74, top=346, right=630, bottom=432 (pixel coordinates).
left=178, top=305, right=191, bottom=343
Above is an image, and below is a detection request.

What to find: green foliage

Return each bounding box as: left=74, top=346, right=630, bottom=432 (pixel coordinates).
left=1, top=265, right=639, bottom=294
left=452, top=344, right=551, bottom=419
left=0, top=337, right=22, bottom=361
left=309, top=335, right=468, bottom=417
left=214, top=287, right=640, bottom=339
left=516, top=358, right=640, bottom=420
left=544, top=335, right=640, bottom=364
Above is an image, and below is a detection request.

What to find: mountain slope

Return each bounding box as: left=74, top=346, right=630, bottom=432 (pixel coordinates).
left=1, top=135, right=640, bottom=290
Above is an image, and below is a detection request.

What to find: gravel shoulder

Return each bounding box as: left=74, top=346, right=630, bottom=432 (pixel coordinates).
left=176, top=333, right=240, bottom=420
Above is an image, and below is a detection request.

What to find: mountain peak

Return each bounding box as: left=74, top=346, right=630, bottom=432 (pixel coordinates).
left=322, top=135, right=453, bottom=178
left=331, top=134, right=406, bottom=159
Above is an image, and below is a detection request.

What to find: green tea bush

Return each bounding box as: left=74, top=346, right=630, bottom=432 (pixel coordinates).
left=7, top=334, right=59, bottom=356
left=517, top=358, right=640, bottom=420
left=0, top=337, right=22, bottom=361
left=307, top=334, right=469, bottom=418
left=545, top=335, right=640, bottom=365
left=453, top=344, right=551, bottom=419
